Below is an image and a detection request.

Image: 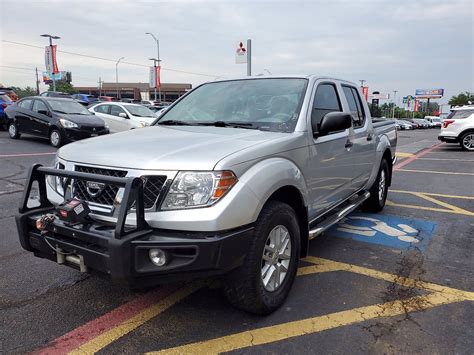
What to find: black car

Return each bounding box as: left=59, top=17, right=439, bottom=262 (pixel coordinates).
left=5, top=97, right=109, bottom=147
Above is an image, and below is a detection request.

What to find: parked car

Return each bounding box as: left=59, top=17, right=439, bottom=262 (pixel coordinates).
left=0, top=91, right=14, bottom=129
left=120, top=98, right=141, bottom=104
left=400, top=120, right=415, bottom=129
left=424, top=116, right=442, bottom=128
left=40, top=91, right=72, bottom=98
left=414, top=118, right=431, bottom=128
left=395, top=120, right=413, bottom=130
left=404, top=119, right=421, bottom=129
left=438, top=106, right=474, bottom=151
left=98, top=96, right=115, bottom=102
left=72, top=94, right=99, bottom=106
left=5, top=97, right=109, bottom=147
left=141, top=100, right=155, bottom=106
left=88, top=102, right=157, bottom=132
left=17, top=76, right=397, bottom=314
left=0, top=87, right=19, bottom=101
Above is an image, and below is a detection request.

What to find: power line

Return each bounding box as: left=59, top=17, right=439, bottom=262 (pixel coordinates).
left=1, top=39, right=223, bottom=78
left=0, top=65, right=35, bottom=71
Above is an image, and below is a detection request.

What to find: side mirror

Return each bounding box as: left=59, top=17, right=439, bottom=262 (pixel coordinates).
left=119, top=112, right=128, bottom=118
left=316, top=112, right=352, bottom=137
left=38, top=110, right=50, bottom=116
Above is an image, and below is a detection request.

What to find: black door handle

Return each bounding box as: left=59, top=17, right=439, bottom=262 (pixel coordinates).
left=345, top=140, right=353, bottom=148
left=367, top=134, right=373, bottom=141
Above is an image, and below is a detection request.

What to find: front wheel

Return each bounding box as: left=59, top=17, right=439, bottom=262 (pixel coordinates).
left=362, top=159, right=389, bottom=212
left=223, top=201, right=300, bottom=315
left=460, top=132, right=474, bottom=151
left=8, top=122, right=20, bottom=139
left=49, top=129, right=63, bottom=147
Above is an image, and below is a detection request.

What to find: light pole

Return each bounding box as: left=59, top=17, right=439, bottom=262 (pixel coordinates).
left=41, top=34, right=61, bottom=92
left=359, top=79, right=366, bottom=88
left=149, top=58, right=159, bottom=101
left=115, top=57, right=124, bottom=99
left=392, top=90, right=398, bottom=118
left=145, top=32, right=162, bottom=102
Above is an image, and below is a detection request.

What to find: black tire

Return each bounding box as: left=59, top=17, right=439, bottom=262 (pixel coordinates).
left=8, top=121, right=20, bottom=139
left=362, top=159, right=389, bottom=212
left=223, top=201, right=300, bottom=315
left=459, top=132, right=474, bottom=151
left=49, top=129, right=63, bottom=147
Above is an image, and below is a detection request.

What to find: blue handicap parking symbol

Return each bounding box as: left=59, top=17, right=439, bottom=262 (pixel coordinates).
left=327, top=213, right=437, bottom=250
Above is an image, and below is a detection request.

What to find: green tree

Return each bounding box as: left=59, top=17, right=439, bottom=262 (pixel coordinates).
left=11, top=86, right=38, bottom=99
left=48, top=81, right=78, bottom=94
left=448, top=91, right=474, bottom=106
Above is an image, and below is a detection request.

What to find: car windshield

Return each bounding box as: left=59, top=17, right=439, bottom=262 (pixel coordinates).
left=48, top=100, right=91, bottom=115
left=447, top=110, right=474, bottom=120
left=124, top=105, right=156, bottom=117
left=157, top=78, right=308, bottom=132
left=0, top=94, right=13, bottom=103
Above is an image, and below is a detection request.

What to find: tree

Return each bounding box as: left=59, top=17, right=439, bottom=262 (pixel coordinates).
left=48, top=81, right=78, bottom=94
left=448, top=92, right=474, bottom=106
left=11, top=86, right=37, bottom=99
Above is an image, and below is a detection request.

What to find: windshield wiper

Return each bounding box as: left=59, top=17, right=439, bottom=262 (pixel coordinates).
left=53, top=110, right=68, bottom=114
left=158, top=120, right=197, bottom=126
left=197, top=121, right=256, bottom=129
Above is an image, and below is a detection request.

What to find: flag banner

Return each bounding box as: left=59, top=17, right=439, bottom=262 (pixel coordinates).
left=156, top=65, right=161, bottom=88
left=149, top=66, right=161, bottom=88
left=45, top=45, right=59, bottom=74
left=362, top=86, right=369, bottom=101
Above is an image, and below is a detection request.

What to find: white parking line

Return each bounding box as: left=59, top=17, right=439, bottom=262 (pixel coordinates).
left=0, top=152, right=56, bottom=158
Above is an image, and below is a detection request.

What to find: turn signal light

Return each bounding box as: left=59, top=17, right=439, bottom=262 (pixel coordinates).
left=213, top=171, right=238, bottom=199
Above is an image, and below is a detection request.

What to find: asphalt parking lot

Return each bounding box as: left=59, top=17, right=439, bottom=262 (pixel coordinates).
left=1, top=128, right=473, bottom=354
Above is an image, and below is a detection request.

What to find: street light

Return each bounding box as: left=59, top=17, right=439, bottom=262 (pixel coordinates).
left=41, top=34, right=61, bottom=92
left=115, top=57, right=125, bottom=99
left=149, top=58, right=159, bottom=101
left=145, top=32, right=162, bottom=102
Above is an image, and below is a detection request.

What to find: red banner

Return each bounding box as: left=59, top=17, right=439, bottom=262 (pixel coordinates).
left=156, top=65, right=161, bottom=88
left=361, top=86, right=369, bottom=101
left=45, top=45, right=59, bottom=74
left=51, top=45, right=59, bottom=74
left=414, top=99, right=420, bottom=112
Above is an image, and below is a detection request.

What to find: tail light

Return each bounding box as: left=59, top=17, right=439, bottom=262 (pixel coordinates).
left=1, top=103, right=7, bottom=109
left=443, top=119, right=455, bottom=128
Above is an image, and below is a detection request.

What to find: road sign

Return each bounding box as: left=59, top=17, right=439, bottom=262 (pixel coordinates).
left=327, top=213, right=436, bottom=250
left=235, top=41, right=248, bottom=64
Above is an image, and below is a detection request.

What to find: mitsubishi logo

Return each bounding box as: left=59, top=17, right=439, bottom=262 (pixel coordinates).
left=86, top=181, right=105, bottom=197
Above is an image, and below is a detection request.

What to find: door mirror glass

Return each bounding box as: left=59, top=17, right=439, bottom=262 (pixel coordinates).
left=119, top=112, right=128, bottom=118
left=316, top=112, right=352, bottom=137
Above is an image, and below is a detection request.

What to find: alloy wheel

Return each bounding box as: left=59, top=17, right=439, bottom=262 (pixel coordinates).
left=8, top=124, right=16, bottom=137
left=462, top=134, right=474, bottom=151
left=378, top=169, right=386, bottom=202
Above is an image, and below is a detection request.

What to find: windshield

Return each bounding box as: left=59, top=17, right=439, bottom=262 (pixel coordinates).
left=124, top=104, right=156, bottom=117
left=447, top=110, right=474, bottom=120
left=48, top=100, right=91, bottom=115
left=157, top=78, right=308, bottom=132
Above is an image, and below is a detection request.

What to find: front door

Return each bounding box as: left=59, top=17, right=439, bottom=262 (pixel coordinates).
left=31, top=99, right=52, bottom=137
left=109, top=105, right=130, bottom=132
left=306, top=81, right=357, bottom=220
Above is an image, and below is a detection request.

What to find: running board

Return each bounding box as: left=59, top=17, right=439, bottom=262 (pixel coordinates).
left=308, top=191, right=370, bottom=240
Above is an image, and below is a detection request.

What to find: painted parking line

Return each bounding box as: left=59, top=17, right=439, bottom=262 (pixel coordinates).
left=396, top=169, right=474, bottom=176
left=327, top=213, right=436, bottom=250
left=0, top=152, right=56, bottom=158
left=418, top=157, right=474, bottom=162
left=393, top=142, right=443, bottom=170
left=387, top=190, right=474, bottom=217
left=395, top=152, right=415, bottom=158
left=148, top=257, right=474, bottom=354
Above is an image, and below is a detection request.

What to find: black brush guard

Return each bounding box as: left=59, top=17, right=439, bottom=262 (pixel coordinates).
left=15, top=164, right=254, bottom=287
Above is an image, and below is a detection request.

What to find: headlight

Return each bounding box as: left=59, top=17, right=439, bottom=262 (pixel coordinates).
left=46, top=157, right=66, bottom=196
left=59, top=118, right=78, bottom=128
left=161, top=171, right=237, bottom=210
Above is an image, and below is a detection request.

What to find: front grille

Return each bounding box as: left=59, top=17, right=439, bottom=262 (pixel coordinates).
left=74, top=165, right=127, bottom=206
left=81, top=125, right=105, bottom=133
left=73, top=165, right=167, bottom=209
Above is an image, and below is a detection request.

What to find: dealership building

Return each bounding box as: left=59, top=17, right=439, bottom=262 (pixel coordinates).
left=75, top=82, right=192, bottom=102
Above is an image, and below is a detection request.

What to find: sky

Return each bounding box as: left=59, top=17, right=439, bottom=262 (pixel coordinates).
left=0, top=0, right=473, bottom=105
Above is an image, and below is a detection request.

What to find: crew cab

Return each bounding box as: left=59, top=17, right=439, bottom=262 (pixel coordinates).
left=438, top=106, right=474, bottom=151
left=16, top=76, right=397, bottom=314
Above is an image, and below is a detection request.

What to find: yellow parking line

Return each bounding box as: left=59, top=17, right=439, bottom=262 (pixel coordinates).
left=418, top=157, right=474, bottom=162
left=411, top=192, right=474, bottom=216
left=390, top=190, right=474, bottom=200
left=69, top=283, right=203, bottom=355
left=396, top=169, right=474, bottom=176
left=149, top=258, right=473, bottom=355
left=395, top=152, right=415, bottom=158
left=386, top=200, right=474, bottom=216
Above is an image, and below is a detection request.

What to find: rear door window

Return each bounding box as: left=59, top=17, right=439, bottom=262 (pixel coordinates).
left=94, top=104, right=110, bottom=114
left=18, top=99, right=33, bottom=110
left=342, top=86, right=365, bottom=128
left=312, top=83, right=342, bottom=133
left=447, top=110, right=474, bottom=120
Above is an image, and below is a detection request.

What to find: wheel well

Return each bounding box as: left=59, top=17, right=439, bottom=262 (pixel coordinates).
left=459, top=129, right=474, bottom=138
left=382, top=149, right=393, bottom=186
left=267, top=186, right=309, bottom=257
left=48, top=125, right=60, bottom=136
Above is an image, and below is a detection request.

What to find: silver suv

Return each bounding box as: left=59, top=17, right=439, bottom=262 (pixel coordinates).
left=17, top=76, right=397, bottom=314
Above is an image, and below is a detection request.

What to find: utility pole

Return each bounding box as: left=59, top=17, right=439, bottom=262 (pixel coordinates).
left=115, top=57, right=125, bottom=99
left=98, top=77, right=102, bottom=96
left=247, top=39, right=252, bottom=76
left=40, top=34, right=60, bottom=92
left=145, top=33, right=162, bottom=102
left=35, top=67, right=40, bottom=95
left=392, top=90, right=398, bottom=118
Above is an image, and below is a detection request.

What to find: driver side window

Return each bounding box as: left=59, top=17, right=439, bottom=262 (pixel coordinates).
left=110, top=105, right=126, bottom=117
left=311, top=83, right=342, bottom=134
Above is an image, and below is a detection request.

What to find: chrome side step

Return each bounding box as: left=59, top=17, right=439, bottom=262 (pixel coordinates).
left=308, top=191, right=370, bottom=240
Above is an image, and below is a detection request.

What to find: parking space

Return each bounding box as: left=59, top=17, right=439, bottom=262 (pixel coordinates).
left=1, top=128, right=473, bottom=354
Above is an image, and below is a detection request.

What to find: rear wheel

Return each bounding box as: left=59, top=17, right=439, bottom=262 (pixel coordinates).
left=460, top=132, right=474, bottom=151
left=49, top=129, right=63, bottom=147
left=223, top=201, right=300, bottom=315
left=8, top=122, right=20, bottom=139
left=362, top=159, right=389, bottom=212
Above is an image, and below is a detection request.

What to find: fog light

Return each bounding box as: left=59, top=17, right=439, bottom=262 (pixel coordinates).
left=149, top=248, right=168, bottom=266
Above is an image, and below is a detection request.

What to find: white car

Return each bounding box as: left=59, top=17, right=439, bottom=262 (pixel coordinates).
left=88, top=103, right=157, bottom=133
left=438, top=105, right=474, bottom=151
left=424, top=115, right=442, bottom=128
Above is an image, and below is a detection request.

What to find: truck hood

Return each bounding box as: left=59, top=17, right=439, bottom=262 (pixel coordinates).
left=58, top=125, right=289, bottom=170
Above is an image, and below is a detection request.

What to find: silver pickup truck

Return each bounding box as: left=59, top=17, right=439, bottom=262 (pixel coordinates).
left=17, top=76, right=396, bottom=314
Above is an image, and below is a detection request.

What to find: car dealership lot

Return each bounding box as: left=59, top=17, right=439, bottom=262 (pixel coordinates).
left=0, top=129, right=472, bottom=353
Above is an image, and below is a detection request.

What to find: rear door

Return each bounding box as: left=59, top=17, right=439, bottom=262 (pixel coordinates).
left=341, top=85, right=375, bottom=189
left=31, top=99, right=53, bottom=137
left=307, top=81, right=356, bottom=219
left=15, top=98, right=34, bottom=133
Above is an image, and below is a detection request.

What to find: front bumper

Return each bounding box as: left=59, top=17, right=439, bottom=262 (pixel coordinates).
left=16, top=165, right=254, bottom=287
left=62, top=126, right=109, bottom=142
